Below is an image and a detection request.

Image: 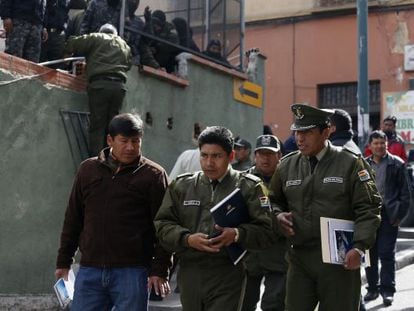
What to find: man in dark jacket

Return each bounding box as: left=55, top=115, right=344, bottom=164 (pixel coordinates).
left=55, top=113, right=171, bottom=310
left=139, top=7, right=179, bottom=73
left=123, top=0, right=144, bottom=65
left=329, top=109, right=361, bottom=155
left=80, top=0, right=123, bottom=35
left=364, top=130, right=410, bottom=306
left=40, top=0, right=70, bottom=68
left=202, top=39, right=230, bottom=66
left=65, top=23, right=132, bottom=155
left=0, top=0, right=48, bottom=62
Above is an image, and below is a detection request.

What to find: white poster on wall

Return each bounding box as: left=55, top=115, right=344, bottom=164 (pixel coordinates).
left=404, top=45, right=414, bottom=71
left=383, top=91, right=414, bottom=144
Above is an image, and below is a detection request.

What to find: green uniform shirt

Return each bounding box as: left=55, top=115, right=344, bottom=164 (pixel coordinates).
left=66, top=32, right=132, bottom=80
left=244, top=166, right=288, bottom=274
left=269, top=143, right=381, bottom=251
left=154, top=167, right=274, bottom=265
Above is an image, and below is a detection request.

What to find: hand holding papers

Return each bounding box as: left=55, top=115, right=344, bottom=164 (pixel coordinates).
left=320, top=217, right=370, bottom=267
left=53, top=269, right=75, bottom=309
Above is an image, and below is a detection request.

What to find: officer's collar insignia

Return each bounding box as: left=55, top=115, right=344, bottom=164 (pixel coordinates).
left=261, top=136, right=271, bottom=145
left=293, top=107, right=305, bottom=120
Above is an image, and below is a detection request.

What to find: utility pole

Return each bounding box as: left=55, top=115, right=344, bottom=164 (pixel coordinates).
left=119, top=0, right=126, bottom=38
left=357, top=0, right=369, bottom=150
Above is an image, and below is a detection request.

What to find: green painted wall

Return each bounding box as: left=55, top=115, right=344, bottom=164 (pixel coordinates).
left=0, top=57, right=265, bottom=295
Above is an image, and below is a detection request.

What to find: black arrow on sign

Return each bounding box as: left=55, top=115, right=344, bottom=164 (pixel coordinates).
left=239, top=85, right=259, bottom=99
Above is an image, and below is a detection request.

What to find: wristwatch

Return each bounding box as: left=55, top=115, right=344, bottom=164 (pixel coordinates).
left=234, top=228, right=240, bottom=243
left=353, top=248, right=365, bottom=257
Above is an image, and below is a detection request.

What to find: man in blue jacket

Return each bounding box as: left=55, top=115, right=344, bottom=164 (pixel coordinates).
left=364, top=130, right=411, bottom=306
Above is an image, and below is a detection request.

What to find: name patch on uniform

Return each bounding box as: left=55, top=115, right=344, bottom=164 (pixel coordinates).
left=286, top=180, right=302, bottom=187
left=358, top=169, right=371, bottom=181
left=183, top=200, right=200, bottom=206
left=323, top=177, right=343, bottom=184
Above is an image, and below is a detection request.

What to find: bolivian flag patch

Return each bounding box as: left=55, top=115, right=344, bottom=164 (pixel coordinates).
left=259, top=196, right=271, bottom=210
left=358, top=169, right=371, bottom=181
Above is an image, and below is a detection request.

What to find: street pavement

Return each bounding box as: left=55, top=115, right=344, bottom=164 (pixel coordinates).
left=362, top=263, right=414, bottom=310
left=150, top=234, right=414, bottom=311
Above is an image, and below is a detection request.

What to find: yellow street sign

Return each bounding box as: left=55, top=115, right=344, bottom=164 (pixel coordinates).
left=233, top=79, right=263, bottom=108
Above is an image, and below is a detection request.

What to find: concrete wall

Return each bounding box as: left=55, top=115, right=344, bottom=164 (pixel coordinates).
left=0, top=53, right=264, bottom=300
left=126, top=59, right=264, bottom=171
left=245, top=9, right=414, bottom=141
left=0, top=71, right=87, bottom=295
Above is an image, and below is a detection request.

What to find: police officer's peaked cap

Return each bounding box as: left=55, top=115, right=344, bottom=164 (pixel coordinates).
left=234, top=138, right=251, bottom=149
left=290, top=104, right=334, bottom=131
left=255, top=135, right=280, bottom=153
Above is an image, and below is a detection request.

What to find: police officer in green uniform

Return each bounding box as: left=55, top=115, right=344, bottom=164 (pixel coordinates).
left=154, top=126, right=274, bottom=311
left=269, top=104, right=382, bottom=311
left=65, top=23, right=132, bottom=156
left=242, top=135, right=288, bottom=311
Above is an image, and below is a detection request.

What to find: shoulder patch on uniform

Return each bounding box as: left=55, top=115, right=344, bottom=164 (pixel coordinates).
left=259, top=196, right=271, bottom=210
left=242, top=172, right=262, bottom=183
left=358, top=169, right=371, bottom=181
left=175, top=172, right=194, bottom=179
left=280, top=150, right=300, bottom=162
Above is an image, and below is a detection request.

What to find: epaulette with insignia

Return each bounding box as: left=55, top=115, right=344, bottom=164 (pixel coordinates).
left=242, top=172, right=262, bottom=183
left=175, top=172, right=194, bottom=180
left=280, top=150, right=300, bottom=161
left=342, top=146, right=361, bottom=157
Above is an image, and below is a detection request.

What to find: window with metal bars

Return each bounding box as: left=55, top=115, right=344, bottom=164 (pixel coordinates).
left=318, top=81, right=381, bottom=131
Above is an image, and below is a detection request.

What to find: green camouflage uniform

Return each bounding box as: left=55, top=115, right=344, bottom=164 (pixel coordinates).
left=154, top=167, right=274, bottom=311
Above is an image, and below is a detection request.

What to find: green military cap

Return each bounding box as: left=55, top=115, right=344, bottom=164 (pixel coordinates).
left=290, top=104, right=334, bottom=131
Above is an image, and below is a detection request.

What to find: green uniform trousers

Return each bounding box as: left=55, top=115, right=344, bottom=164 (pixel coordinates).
left=286, top=247, right=361, bottom=311
left=242, top=271, right=286, bottom=311
left=178, top=260, right=246, bottom=311
left=87, top=80, right=126, bottom=156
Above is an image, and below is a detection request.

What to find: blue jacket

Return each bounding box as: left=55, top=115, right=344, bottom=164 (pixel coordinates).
left=0, top=0, right=46, bottom=25
left=366, top=152, right=411, bottom=224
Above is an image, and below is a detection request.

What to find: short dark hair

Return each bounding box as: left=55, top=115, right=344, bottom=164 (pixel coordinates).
left=368, top=130, right=387, bottom=144
left=316, top=123, right=329, bottom=133
left=330, top=109, right=352, bottom=132
left=383, top=116, right=397, bottom=125
left=198, top=126, right=234, bottom=155
left=108, top=113, right=143, bottom=138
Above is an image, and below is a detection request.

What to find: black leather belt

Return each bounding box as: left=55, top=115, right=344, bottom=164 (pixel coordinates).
left=89, top=75, right=126, bottom=83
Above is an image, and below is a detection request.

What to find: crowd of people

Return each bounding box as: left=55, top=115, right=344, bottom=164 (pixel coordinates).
left=0, top=0, right=231, bottom=71
left=53, top=102, right=412, bottom=311
left=0, top=0, right=233, bottom=158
